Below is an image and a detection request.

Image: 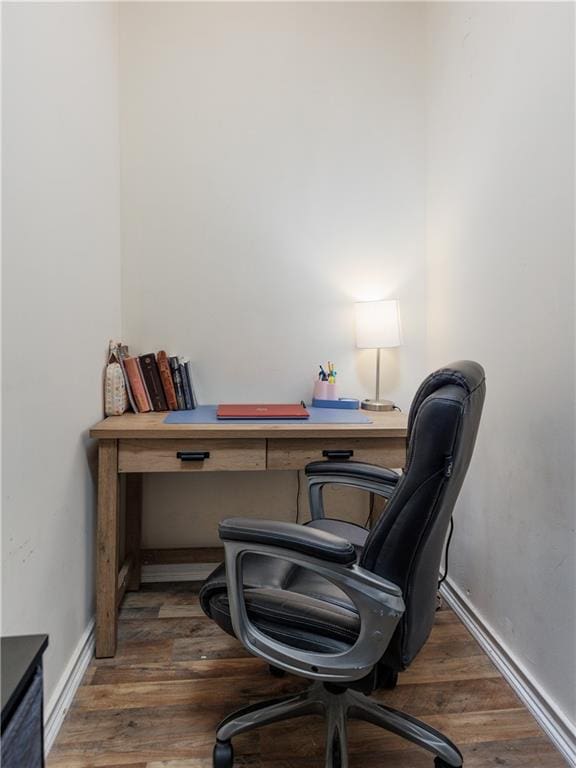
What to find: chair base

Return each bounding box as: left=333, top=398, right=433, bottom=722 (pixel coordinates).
left=214, top=681, right=463, bottom=768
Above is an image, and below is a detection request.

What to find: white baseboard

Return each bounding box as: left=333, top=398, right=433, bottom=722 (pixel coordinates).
left=44, top=618, right=95, bottom=754
left=142, top=562, right=217, bottom=583
left=440, top=579, right=576, bottom=766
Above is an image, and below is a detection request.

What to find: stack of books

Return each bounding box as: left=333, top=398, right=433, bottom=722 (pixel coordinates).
left=117, top=346, right=197, bottom=412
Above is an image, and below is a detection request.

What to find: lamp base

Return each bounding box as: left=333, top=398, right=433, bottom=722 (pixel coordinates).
left=361, top=399, right=394, bottom=412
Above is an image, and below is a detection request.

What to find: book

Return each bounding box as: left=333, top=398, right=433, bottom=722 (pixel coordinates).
left=169, top=356, right=186, bottom=410
left=124, top=357, right=151, bottom=413
left=117, top=344, right=138, bottom=413
left=136, top=358, right=154, bottom=411
left=156, top=350, right=178, bottom=410
left=184, top=359, right=198, bottom=408
left=139, top=353, right=168, bottom=411
left=179, top=357, right=193, bottom=409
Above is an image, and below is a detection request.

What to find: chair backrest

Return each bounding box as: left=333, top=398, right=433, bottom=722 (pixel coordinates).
left=360, top=361, right=486, bottom=669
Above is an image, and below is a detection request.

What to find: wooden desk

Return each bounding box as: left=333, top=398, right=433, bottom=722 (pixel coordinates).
left=89, top=411, right=408, bottom=658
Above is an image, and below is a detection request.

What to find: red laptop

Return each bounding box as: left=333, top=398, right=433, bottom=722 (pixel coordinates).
left=217, top=403, right=310, bottom=420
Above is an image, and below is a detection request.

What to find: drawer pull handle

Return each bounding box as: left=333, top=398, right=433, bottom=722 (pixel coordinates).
left=176, top=451, right=211, bottom=462
left=323, top=450, right=354, bottom=460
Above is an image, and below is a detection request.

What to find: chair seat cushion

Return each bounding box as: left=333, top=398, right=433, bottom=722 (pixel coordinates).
left=199, top=519, right=369, bottom=653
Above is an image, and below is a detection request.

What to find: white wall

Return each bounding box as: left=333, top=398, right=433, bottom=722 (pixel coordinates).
left=2, top=2, right=122, bottom=705
left=118, top=2, right=427, bottom=546
left=425, top=1, right=575, bottom=729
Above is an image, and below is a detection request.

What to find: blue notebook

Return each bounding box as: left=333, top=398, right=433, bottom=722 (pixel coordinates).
left=164, top=405, right=372, bottom=425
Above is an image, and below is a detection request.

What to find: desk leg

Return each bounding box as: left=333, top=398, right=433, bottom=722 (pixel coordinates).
left=126, top=474, right=142, bottom=591
left=96, top=439, right=119, bottom=658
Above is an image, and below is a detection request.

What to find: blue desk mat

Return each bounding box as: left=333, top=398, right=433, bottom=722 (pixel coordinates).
left=164, top=405, right=372, bottom=425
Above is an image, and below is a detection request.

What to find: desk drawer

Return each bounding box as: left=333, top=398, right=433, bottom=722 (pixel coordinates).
left=118, top=439, right=266, bottom=473
left=267, top=438, right=406, bottom=471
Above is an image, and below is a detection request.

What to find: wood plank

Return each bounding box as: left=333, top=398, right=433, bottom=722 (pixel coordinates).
left=401, top=653, right=500, bottom=684
left=97, top=638, right=174, bottom=666
left=90, top=657, right=265, bottom=686
left=69, top=676, right=516, bottom=718
left=96, top=440, right=119, bottom=658
left=260, top=708, right=544, bottom=759
left=89, top=409, right=408, bottom=440
left=125, top=474, right=142, bottom=590
left=141, top=548, right=224, bottom=566
left=72, top=676, right=305, bottom=712
left=120, top=585, right=201, bottom=610
left=157, top=603, right=206, bottom=619
left=116, top=558, right=132, bottom=607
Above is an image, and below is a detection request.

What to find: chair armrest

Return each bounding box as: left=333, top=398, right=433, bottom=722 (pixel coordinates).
left=219, top=518, right=357, bottom=565
left=219, top=517, right=404, bottom=683
left=304, top=461, right=401, bottom=520
left=305, top=461, right=401, bottom=486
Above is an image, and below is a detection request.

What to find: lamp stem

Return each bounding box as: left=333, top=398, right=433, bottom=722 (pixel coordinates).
left=375, top=347, right=381, bottom=402
left=361, top=346, right=394, bottom=411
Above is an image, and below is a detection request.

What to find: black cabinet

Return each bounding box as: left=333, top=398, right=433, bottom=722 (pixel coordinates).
left=1, top=635, right=48, bottom=768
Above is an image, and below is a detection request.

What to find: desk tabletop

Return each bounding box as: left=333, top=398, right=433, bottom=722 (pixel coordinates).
left=90, top=410, right=408, bottom=440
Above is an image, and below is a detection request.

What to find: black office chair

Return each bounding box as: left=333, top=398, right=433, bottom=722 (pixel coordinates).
left=200, top=361, right=485, bottom=768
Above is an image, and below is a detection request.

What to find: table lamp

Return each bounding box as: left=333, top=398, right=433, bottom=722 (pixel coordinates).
left=354, top=299, right=402, bottom=411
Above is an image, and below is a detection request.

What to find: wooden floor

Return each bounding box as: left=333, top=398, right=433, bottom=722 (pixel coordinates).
left=48, top=583, right=566, bottom=768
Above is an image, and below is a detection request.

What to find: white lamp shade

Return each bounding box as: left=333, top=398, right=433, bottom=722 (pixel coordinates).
left=354, top=299, right=402, bottom=349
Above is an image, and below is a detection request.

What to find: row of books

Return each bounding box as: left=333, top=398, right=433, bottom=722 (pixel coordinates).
left=117, top=345, right=197, bottom=412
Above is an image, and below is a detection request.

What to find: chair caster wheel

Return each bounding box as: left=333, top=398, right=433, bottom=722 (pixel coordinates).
left=269, top=665, right=286, bottom=678
left=213, top=740, right=233, bottom=768
left=434, top=759, right=461, bottom=768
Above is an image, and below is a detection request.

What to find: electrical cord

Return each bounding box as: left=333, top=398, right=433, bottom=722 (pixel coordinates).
left=364, top=492, right=375, bottom=528
left=438, top=516, right=454, bottom=587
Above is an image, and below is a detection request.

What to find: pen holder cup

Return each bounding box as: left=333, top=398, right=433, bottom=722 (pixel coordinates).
left=313, top=381, right=338, bottom=401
